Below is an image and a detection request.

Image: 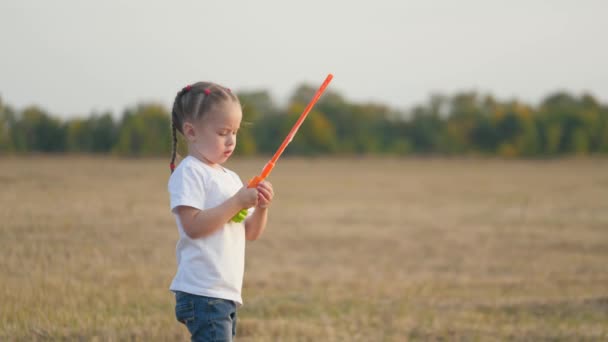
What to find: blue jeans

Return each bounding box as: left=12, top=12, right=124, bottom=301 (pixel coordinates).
left=174, top=291, right=238, bottom=341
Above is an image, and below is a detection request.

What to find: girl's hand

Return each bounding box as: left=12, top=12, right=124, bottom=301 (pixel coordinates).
left=235, top=186, right=258, bottom=209
left=256, top=181, right=274, bottom=209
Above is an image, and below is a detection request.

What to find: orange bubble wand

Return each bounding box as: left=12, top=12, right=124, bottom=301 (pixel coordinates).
left=232, top=73, right=334, bottom=222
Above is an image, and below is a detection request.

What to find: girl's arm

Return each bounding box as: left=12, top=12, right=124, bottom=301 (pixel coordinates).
left=245, top=181, right=274, bottom=241
left=176, top=187, right=258, bottom=239
left=245, top=207, right=268, bottom=241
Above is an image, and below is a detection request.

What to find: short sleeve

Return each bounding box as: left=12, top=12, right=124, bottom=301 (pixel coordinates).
left=168, top=163, right=206, bottom=212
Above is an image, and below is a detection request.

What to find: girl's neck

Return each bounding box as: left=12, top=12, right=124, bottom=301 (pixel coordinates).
left=188, top=151, right=222, bottom=170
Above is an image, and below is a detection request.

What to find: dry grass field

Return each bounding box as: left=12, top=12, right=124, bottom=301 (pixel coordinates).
left=0, top=156, right=607, bottom=341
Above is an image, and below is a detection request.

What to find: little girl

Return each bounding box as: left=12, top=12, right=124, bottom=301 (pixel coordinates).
left=167, top=82, right=273, bottom=341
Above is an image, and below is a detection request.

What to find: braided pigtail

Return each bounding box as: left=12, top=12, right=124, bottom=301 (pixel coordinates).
left=170, top=119, right=178, bottom=173
left=169, top=85, right=191, bottom=173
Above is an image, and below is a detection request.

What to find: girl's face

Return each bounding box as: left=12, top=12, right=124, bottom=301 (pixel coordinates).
left=184, top=100, right=242, bottom=167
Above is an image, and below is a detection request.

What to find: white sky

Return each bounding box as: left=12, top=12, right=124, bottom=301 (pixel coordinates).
left=1, top=0, right=606, bottom=118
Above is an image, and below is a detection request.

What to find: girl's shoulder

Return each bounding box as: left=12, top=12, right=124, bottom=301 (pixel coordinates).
left=169, top=156, right=210, bottom=184
left=170, top=156, right=242, bottom=186
left=172, top=156, right=199, bottom=173
left=220, top=166, right=243, bottom=182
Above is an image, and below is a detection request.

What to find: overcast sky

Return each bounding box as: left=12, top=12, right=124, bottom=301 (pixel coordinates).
left=1, top=0, right=606, bottom=118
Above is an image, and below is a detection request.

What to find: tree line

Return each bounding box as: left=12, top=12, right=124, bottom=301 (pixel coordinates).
left=1, top=86, right=607, bottom=158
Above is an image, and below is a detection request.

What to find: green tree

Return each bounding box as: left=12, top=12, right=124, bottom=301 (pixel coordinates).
left=113, top=104, right=171, bottom=156
left=89, top=112, right=118, bottom=153
left=12, top=106, right=65, bottom=152
left=0, top=98, right=16, bottom=153
left=285, top=103, right=336, bottom=155
left=439, top=92, right=482, bottom=154
left=495, top=102, right=540, bottom=157
left=65, top=118, right=91, bottom=152
left=406, top=106, right=443, bottom=153
left=237, top=90, right=278, bottom=117
left=233, top=92, right=264, bottom=156
left=537, top=92, right=598, bottom=155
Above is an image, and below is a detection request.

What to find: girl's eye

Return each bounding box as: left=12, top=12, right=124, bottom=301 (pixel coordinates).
left=218, top=129, right=238, bottom=136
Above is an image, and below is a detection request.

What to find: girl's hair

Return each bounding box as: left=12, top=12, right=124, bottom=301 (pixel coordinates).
left=170, top=82, right=239, bottom=173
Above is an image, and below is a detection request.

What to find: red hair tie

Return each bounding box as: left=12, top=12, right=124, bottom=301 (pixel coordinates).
left=204, top=89, right=211, bottom=95
left=183, top=85, right=191, bottom=92
left=169, top=163, right=176, bottom=171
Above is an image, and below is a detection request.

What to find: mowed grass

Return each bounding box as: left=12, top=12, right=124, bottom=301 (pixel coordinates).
left=1, top=155, right=607, bottom=341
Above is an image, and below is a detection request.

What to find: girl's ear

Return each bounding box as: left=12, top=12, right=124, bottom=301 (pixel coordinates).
left=183, top=122, right=197, bottom=142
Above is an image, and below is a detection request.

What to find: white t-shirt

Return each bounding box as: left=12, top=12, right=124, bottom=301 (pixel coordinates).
left=168, top=155, right=253, bottom=306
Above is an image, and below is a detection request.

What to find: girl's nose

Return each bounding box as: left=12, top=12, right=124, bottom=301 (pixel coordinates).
left=227, top=135, right=235, bottom=146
